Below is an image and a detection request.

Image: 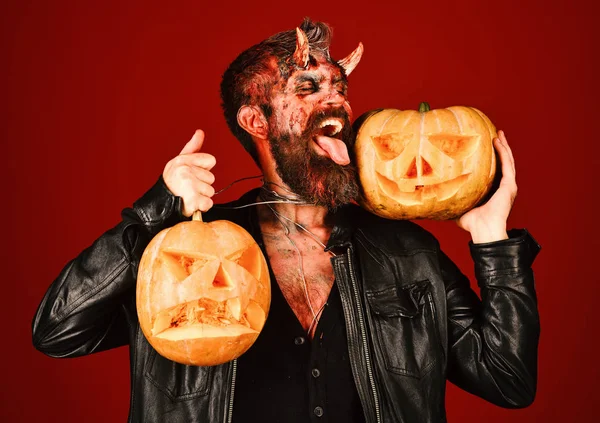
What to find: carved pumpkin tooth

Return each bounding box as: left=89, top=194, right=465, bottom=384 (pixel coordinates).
left=151, top=313, right=172, bottom=336
left=244, top=301, right=267, bottom=332
left=227, top=298, right=242, bottom=321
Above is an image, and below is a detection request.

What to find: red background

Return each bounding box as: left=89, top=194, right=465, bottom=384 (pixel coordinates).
left=2, top=0, right=598, bottom=422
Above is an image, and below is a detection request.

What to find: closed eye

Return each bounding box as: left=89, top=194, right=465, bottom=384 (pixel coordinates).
left=334, top=82, right=347, bottom=96
left=296, top=82, right=317, bottom=94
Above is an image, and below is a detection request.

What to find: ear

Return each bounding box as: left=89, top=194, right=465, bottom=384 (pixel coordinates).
left=237, top=106, right=269, bottom=139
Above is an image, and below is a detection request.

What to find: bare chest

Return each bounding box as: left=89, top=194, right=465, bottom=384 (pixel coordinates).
left=263, top=235, right=335, bottom=334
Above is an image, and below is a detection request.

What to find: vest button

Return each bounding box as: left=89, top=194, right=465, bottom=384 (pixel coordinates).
left=314, top=406, right=324, bottom=417
left=294, top=336, right=305, bottom=345
left=311, top=368, right=321, bottom=378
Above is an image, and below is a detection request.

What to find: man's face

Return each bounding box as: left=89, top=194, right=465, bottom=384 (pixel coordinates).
left=265, top=56, right=359, bottom=209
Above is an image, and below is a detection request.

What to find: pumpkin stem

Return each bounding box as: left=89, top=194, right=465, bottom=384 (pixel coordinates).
left=192, top=211, right=203, bottom=222
left=418, top=102, right=431, bottom=113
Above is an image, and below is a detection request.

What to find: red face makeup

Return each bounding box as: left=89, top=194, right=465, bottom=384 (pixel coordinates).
left=265, top=56, right=359, bottom=209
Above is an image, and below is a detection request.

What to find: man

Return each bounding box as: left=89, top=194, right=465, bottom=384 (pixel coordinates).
left=32, top=18, right=540, bottom=423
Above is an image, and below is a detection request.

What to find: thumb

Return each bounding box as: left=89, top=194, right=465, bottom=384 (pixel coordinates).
left=179, top=129, right=205, bottom=155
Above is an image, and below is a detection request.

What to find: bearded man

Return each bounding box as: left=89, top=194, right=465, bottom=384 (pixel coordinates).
left=32, top=18, right=540, bottom=423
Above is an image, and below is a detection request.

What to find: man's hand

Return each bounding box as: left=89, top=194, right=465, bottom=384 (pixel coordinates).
left=456, top=130, right=517, bottom=244
left=163, top=130, right=216, bottom=217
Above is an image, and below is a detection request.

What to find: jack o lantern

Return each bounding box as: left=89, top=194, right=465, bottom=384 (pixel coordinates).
left=354, top=103, right=497, bottom=220
left=136, top=212, right=270, bottom=366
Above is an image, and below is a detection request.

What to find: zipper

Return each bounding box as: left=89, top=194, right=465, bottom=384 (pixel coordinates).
left=225, top=359, right=237, bottom=423
left=347, top=247, right=382, bottom=423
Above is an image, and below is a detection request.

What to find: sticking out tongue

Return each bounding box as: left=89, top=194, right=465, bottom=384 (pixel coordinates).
left=314, top=136, right=351, bottom=165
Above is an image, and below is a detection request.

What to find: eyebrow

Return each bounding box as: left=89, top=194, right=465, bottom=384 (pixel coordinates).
left=332, top=75, right=346, bottom=85
left=293, top=73, right=348, bottom=89
left=294, top=74, right=322, bottom=85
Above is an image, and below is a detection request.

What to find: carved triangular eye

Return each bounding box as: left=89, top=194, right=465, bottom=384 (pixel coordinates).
left=370, top=133, right=413, bottom=161
left=426, top=134, right=480, bottom=159
left=235, top=243, right=263, bottom=282
left=224, top=245, right=249, bottom=263
left=161, top=249, right=213, bottom=281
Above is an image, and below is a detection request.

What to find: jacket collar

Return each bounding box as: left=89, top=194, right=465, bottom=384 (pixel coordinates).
left=215, top=188, right=357, bottom=251
left=325, top=204, right=356, bottom=251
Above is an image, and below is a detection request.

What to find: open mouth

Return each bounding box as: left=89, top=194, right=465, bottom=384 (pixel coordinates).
left=308, top=117, right=351, bottom=165
left=316, top=118, right=344, bottom=138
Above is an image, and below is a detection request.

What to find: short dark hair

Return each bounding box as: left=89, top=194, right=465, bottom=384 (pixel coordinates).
left=220, top=18, right=334, bottom=165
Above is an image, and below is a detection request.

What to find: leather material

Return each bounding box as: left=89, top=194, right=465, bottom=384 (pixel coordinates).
left=32, top=177, right=541, bottom=423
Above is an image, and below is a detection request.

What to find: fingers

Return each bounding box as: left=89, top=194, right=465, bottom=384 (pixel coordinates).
left=493, top=130, right=517, bottom=197
left=179, top=129, right=205, bottom=155
left=498, top=130, right=515, bottom=175
left=493, top=132, right=513, bottom=177
left=181, top=195, right=214, bottom=216
left=175, top=166, right=215, bottom=194
left=173, top=152, right=216, bottom=170
left=180, top=180, right=215, bottom=215
left=172, top=166, right=216, bottom=215
left=163, top=129, right=218, bottom=216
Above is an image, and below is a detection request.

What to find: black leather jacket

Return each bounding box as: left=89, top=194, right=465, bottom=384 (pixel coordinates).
left=32, top=177, right=541, bottom=423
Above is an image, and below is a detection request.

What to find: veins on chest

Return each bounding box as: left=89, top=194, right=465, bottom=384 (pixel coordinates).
left=261, top=227, right=335, bottom=333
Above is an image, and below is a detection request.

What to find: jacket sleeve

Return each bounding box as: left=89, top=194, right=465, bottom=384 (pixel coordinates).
left=32, top=177, right=183, bottom=358
left=441, top=228, right=541, bottom=408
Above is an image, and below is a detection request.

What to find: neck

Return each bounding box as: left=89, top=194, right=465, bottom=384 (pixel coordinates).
left=253, top=137, right=340, bottom=241
left=257, top=202, right=334, bottom=257
left=255, top=155, right=329, bottom=228
left=258, top=184, right=331, bottom=229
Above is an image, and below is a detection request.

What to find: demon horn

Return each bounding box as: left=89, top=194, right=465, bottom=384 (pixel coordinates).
left=338, top=42, right=364, bottom=76
left=293, top=27, right=310, bottom=68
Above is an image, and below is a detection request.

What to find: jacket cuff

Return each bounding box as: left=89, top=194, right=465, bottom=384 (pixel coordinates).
left=133, top=176, right=184, bottom=234
left=469, top=229, right=541, bottom=280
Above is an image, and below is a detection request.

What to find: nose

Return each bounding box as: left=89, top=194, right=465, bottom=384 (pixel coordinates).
left=323, top=88, right=345, bottom=107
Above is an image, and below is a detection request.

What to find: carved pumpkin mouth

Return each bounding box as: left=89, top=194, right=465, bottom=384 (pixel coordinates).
left=151, top=297, right=264, bottom=340
left=148, top=243, right=266, bottom=341
left=375, top=172, right=471, bottom=206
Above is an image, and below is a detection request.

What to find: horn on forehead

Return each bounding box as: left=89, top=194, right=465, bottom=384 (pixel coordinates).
left=337, top=42, right=364, bottom=76
left=293, top=27, right=310, bottom=68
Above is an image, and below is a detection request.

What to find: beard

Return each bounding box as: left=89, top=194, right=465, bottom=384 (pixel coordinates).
left=267, top=107, right=359, bottom=210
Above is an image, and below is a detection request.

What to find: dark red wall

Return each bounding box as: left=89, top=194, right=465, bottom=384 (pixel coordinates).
left=3, top=0, right=597, bottom=421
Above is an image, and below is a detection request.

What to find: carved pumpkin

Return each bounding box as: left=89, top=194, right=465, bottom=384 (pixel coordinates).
left=137, top=214, right=270, bottom=366
left=354, top=103, right=497, bottom=220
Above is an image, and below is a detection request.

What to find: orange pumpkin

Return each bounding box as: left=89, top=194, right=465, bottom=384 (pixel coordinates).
left=354, top=103, right=497, bottom=220
left=136, top=214, right=270, bottom=366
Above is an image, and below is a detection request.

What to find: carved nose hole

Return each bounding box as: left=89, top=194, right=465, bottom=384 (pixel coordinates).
left=422, top=158, right=433, bottom=176
left=405, top=158, right=417, bottom=178
left=405, top=157, right=433, bottom=178
left=213, top=278, right=228, bottom=288
left=212, top=264, right=234, bottom=290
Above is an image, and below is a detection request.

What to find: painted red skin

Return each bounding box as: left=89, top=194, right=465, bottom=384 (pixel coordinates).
left=250, top=56, right=358, bottom=334
left=268, top=57, right=353, bottom=162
